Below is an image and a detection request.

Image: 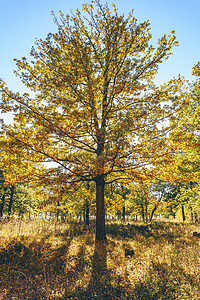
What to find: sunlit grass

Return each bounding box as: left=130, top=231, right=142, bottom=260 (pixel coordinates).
left=0, top=217, right=200, bottom=299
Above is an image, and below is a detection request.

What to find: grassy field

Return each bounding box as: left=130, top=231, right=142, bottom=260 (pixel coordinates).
left=0, top=217, right=200, bottom=299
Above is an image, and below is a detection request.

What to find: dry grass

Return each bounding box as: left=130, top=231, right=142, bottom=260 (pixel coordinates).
left=0, top=217, right=200, bottom=299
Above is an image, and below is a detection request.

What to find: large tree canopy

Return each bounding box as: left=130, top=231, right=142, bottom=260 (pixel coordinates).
left=0, top=0, right=186, bottom=240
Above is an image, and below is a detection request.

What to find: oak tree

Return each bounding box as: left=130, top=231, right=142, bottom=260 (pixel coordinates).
left=0, top=1, right=184, bottom=240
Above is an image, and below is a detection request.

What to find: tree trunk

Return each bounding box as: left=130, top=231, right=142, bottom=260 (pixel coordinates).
left=194, top=211, right=198, bottom=223
left=56, top=200, right=60, bottom=222
left=150, top=190, right=164, bottom=222
left=95, top=176, right=106, bottom=241
left=0, top=189, right=6, bottom=218
left=190, top=206, right=193, bottom=223
left=8, top=185, right=14, bottom=216
left=121, top=185, right=125, bottom=222
left=122, top=206, right=125, bottom=222
left=85, top=183, right=90, bottom=226
left=141, top=200, right=145, bottom=223
left=145, top=202, right=148, bottom=222
left=150, top=205, right=157, bottom=222
left=85, top=199, right=89, bottom=226
left=182, top=205, right=185, bottom=222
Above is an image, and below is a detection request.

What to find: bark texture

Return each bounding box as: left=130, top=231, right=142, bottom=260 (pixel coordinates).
left=95, top=176, right=106, bottom=241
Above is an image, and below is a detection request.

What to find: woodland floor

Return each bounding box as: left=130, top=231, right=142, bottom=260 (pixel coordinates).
left=0, top=217, right=200, bottom=299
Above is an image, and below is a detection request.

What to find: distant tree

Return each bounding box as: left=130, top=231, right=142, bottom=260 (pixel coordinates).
left=157, top=62, right=200, bottom=221
left=125, top=179, right=154, bottom=222
left=12, top=185, right=40, bottom=217
left=149, top=180, right=166, bottom=222
left=0, top=170, right=6, bottom=217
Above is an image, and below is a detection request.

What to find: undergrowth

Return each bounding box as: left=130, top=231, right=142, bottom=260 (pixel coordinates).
left=0, top=218, right=200, bottom=299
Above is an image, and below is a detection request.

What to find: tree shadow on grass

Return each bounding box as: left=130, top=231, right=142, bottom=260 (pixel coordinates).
left=56, top=220, right=95, bottom=240
left=87, top=241, right=111, bottom=298
left=64, top=239, right=133, bottom=299
left=107, top=223, right=152, bottom=239
left=106, top=222, right=188, bottom=244
left=0, top=235, right=72, bottom=300
left=63, top=239, right=110, bottom=299
left=1, top=221, right=198, bottom=299
left=132, top=260, right=200, bottom=300
left=65, top=251, right=200, bottom=299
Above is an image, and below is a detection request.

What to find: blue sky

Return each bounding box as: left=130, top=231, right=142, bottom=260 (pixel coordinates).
left=0, top=0, right=200, bottom=121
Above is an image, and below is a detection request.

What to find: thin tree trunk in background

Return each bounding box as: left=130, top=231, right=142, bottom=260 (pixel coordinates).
left=8, top=185, right=14, bottom=216
left=145, top=202, right=148, bottom=222
left=182, top=205, right=185, bottom=222
left=190, top=206, right=193, bottom=223
left=0, top=189, right=6, bottom=217
left=122, top=206, right=125, bottom=222
left=150, top=205, right=157, bottom=222
left=141, top=200, right=145, bottom=223
left=150, top=189, right=165, bottom=222
left=95, top=176, right=106, bottom=241
left=85, top=199, right=89, bottom=226
left=85, top=182, right=90, bottom=226
left=194, top=211, right=198, bottom=223
left=121, top=185, right=125, bottom=222
left=56, top=200, right=60, bottom=222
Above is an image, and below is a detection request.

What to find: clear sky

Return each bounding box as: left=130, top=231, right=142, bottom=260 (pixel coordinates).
left=1, top=0, right=200, bottom=122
